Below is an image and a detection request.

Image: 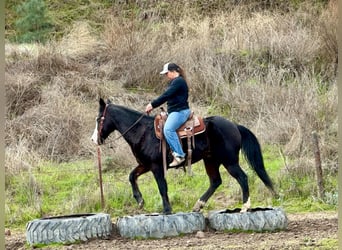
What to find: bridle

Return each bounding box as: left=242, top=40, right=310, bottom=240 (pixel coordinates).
left=97, top=104, right=108, bottom=145
left=97, top=104, right=145, bottom=144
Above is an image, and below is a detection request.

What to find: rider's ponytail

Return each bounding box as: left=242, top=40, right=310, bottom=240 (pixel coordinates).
left=168, top=63, right=187, bottom=83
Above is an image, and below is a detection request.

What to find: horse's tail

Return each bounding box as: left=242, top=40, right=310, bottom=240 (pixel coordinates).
left=237, top=125, right=276, bottom=194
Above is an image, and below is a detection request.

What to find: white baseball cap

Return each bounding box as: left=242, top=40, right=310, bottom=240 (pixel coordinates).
left=160, top=62, right=180, bottom=75
left=159, top=63, right=170, bottom=75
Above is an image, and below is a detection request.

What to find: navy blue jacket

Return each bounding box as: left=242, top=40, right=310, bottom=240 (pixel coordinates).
left=151, top=76, right=189, bottom=113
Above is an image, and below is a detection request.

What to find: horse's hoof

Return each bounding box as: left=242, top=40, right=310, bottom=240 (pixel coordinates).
left=163, top=210, right=172, bottom=215
left=240, top=197, right=251, bottom=213
left=192, top=205, right=201, bottom=212
left=240, top=208, right=247, bottom=213
left=138, top=200, right=144, bottom=209
left=192, top=199, right=206, bottom=212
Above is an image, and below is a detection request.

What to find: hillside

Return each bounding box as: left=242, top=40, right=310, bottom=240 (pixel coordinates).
left=5, top=0, right=337, bottom=161
left=4, top=0, right=337, bottom=236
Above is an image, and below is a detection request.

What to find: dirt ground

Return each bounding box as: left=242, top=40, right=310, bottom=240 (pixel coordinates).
left=5, top=211, right=338, bottom=250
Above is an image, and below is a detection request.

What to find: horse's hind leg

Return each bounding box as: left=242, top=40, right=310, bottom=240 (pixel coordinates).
left=129, top=164, right=149, bottom=209
left=223, top=162, right=250, bottom=212
left=193, top=158, right=222, bottom=212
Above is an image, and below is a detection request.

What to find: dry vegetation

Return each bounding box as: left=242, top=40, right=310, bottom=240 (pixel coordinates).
left=5, top=0, right=337, bottom=183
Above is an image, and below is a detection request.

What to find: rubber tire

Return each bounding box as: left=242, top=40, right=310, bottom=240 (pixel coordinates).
left=208, top=207, right=288, bottom=232
left=117, top=212, right=205, bottom=239
left=26, top=213, right=112, bottom=245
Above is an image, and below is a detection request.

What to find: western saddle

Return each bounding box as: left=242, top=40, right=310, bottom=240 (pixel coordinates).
left=154, top=109, right=206, bottom=176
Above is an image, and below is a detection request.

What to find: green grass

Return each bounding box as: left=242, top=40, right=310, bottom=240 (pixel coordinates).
left=317, top=238, right=338, bottom=249
left=5, top=148, right=337, bottom=229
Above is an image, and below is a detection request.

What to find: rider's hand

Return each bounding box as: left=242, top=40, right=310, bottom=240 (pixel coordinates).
left=145, top=103, right=153, bottom=114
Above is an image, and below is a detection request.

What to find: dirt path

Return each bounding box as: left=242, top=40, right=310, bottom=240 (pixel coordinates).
left=6, top=211, right=338, bottom=250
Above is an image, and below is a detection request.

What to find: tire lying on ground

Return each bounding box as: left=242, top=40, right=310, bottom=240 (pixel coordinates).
left=208, top=207, right=288, bottom=232
left=26, top=213, right=112, bottom=245
left=117, top=212, right=206, bottom=239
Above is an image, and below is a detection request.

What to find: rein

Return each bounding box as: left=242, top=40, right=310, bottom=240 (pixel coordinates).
left=98, top=104, right=146, bottom=143
left=114, top=113, right=145, bottom=140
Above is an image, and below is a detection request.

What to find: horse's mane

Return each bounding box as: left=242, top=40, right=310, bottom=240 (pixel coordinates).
left=109, top=103, right=154, bottom=121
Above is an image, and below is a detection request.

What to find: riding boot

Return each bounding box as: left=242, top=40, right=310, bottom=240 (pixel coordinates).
left=169, top=154, right=185, bottom=167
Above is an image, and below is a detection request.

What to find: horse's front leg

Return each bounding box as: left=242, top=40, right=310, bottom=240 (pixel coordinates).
left=151, top=165, right=172, bottom=215
left=129, top=164, right=149, bottom=209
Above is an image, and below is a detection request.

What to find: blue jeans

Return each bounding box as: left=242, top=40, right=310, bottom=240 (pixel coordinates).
left=164, top=109, right=191, bottom=158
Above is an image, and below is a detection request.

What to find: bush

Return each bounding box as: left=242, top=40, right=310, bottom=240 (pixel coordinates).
left=14, top=0, right=54, bottom=43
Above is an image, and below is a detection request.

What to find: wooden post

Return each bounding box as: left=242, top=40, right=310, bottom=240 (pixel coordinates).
left=97, top=146, right=105, bottom=209
left=311, top=131, right=324, bottom=200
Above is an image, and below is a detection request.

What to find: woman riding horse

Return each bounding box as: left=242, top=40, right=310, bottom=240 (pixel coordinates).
left=92, top=98, right=276, bottom=214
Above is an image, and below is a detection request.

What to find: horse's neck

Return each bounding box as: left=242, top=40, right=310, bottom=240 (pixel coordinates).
left=110, top=106, right=148, bottom=143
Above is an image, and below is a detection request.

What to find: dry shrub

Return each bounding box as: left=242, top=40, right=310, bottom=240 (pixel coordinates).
left=133, top=10, right=324, bottom=102
left=5, top=72, right=42, bottom=117
left=6, top=89, right=87, bottom=162
left=317, top=82, right=338, bottom=171
left=5, top=42, right=71, bottom=89
left=221, top=73, right=337, bottom=163
left=5, top=43, right=79, bottom=80
left=5, top=44, right=42, bottom=74
left=48, top=74, right=101, bottom=100
left=101, top=16, right=170, bottom=89
left=34, top=45, right=79, bottom=77
left=58, top=21, right=104, bottom=62
left=5, top=43, right=41, bottom=62
left=98, top=6, right=327, bottom=98
left=5, top=137, right=40, bottom=176
left=317, top=0, right=338, bottom=65
left=223, top=11, right=321, bottom=77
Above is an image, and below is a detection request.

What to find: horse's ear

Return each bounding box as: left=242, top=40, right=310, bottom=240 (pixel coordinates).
left=99, top=98, right=106, bottom=107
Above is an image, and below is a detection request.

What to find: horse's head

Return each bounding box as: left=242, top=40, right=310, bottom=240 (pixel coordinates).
left=91, top=98, right=115, bottom=145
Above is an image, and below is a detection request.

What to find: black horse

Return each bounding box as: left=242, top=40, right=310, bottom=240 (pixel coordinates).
left=92, top=98, right=276, bottom=214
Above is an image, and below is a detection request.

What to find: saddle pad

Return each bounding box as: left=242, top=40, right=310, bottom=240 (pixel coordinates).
left=154, top=114, right=206, bottom=140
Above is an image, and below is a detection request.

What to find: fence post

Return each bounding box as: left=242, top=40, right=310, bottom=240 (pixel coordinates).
left=311, top=131, right=324, bottom=200
left=97, top=146, right=105, bottom=209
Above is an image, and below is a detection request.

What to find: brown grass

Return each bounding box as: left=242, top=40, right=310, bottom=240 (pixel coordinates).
left=5, top=72, right=42, bottom=117
left=5, top=1, right=337, bottom=176
left=317, top=0, right=338, bottom=65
